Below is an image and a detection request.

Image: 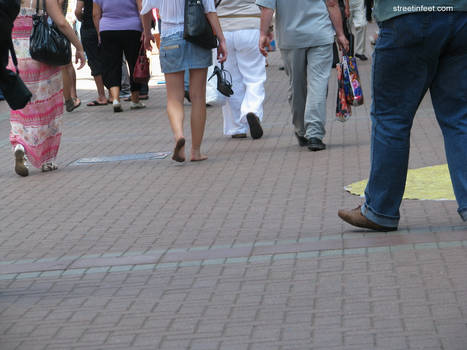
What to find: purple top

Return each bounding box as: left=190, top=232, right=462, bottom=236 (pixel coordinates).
left=94, top=0, right=142, bottom=32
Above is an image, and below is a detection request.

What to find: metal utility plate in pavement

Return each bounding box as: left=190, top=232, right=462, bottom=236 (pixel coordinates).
left=70, top=152, right=170, bottom=166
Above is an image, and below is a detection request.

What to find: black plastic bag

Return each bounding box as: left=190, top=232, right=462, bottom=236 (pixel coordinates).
left=29, top=0, right=71, bottom=66
left=183, top=0, right=217, bottom=49
left=0, top=40, right=32, bottom=110
left=0, top=68, right=32, bottom=110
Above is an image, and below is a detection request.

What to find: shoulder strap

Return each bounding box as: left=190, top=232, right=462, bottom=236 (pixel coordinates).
left=215, top=0, right=222, bottom=7
left=8, top=37, right=19, bottom=74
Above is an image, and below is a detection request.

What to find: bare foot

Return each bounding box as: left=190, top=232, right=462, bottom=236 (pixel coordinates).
left=190, top=150, right=208, bottom=162
left=172, top=137, right=186, bottom=162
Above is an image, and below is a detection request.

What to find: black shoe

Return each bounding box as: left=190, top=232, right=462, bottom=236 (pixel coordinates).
left=208, top=63, right=234, bottom=97
left=184, top=90, right=191, bottom=103
left=294, top=132, right=308, bottom=147
left=231, top=133, right=247, bottom=139
left=307, top=138, right=326, bottom=151
left=246, top=112, right=263, bottom=139
left=355, top=54, right=368, bottom=61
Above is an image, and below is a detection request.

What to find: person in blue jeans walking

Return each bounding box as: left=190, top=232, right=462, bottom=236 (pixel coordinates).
left=338, top=1, right=467, bottom=231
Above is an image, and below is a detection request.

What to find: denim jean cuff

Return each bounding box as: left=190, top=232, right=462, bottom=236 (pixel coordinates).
left=459, top=208, right=467, bottom=222
left=362, top=203, right=399, bottom=228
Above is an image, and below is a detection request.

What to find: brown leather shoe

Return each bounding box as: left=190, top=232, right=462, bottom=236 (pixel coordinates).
left=338, top=206, right=397, bottom=232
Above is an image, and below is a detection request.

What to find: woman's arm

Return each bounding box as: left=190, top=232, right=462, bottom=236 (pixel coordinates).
left=205, top=12, right=227, bottom=63
left=74, top=0, right=84, bottom=22
left=92, top=1, right=101, bottom=42
left=45, top=0, right=86, bottom=68
left=141, top=12, right=154, bottom=51
left=135, top=0, right=145, bottom=41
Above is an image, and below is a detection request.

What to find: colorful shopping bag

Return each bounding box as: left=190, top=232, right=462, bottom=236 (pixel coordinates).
left=342, top=55, right=364, bottom=106
left=336, top=63, right=351, bottom=122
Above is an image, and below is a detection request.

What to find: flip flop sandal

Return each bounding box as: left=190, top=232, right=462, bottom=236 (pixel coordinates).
left=87, top=100, right=108, bottom=106
left=41, top=162, right=58, bottom=172
left=65, top=98, right=81, bottom=112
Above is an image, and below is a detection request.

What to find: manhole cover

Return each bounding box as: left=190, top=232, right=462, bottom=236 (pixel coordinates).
left=70, top=152, right=170, bottom=166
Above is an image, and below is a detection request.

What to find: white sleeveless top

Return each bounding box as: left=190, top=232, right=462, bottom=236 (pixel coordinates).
left=141, top=0, right=216, bottom=38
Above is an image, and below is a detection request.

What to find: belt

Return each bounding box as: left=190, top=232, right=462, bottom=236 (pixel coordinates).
left=217, top=14, right=261, bottom=18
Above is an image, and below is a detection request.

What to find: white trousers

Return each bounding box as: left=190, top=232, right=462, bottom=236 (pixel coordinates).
left=221, top=29, right=266, bottom=135
left=349, top=0, right=367, bottom=56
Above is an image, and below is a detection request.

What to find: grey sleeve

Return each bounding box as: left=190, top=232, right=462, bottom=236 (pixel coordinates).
left=255, top=0, right=276, bottom=10
left=203, top=0, right=216, bottom=12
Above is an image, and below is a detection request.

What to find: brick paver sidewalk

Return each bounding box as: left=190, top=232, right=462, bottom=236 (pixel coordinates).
left=1, top=30, right=466, bottom=349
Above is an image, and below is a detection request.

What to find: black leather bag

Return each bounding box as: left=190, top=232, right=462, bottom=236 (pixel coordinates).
left=0, top=68, right=32, bottom=110
left=29, top=0, right=71, bottom=66
left=183, top=0, right=217, bottom=49
left=0, top=40, right=32, bottom=110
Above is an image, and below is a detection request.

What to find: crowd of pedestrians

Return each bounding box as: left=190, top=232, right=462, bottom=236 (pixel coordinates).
left=1, top=0, right=466, bottom=231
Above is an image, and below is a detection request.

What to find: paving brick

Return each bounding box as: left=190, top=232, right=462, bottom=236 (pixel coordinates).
left=0, top=28, right=466, bottom=350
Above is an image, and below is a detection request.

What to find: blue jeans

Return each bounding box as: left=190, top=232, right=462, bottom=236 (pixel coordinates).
left=362, top=12, right=467, bottom=227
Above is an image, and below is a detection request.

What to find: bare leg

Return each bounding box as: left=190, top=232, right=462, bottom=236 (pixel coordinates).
left=165, top=71, right=186, bottom=162
left=94, top=75, right=108, bottom=104
left=62, top=63, right=80, bottom=110
left=130, top=90, right=140, bottom=103
left=110, top=86, right=120, bottom=103
left=189, top=68, right=208, bottom=161
left=67, top=64, right=78, bottom=101
left=62, top=65, right=72, bottom=101
left=62, top=63, right=79, bottom=103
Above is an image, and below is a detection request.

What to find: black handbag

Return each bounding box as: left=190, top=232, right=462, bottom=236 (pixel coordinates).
left=0, top=39, right=32, bottom=110
left=183, top=0, right=217, bottom=49
left=29, top=0, right=71, bottom=66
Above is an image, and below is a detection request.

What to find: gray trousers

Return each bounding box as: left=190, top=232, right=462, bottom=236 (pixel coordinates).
left=280, top=44, right=333, bottom=140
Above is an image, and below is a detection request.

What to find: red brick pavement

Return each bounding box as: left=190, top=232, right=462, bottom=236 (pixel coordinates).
left=0, top=28, right=466, bottom=349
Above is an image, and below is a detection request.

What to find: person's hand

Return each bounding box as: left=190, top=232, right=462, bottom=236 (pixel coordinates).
left=217, top=39, right=227, bottom=63
left=337, top=34, right=349, bottom=54
left=259, top=33, right=270, bottom=57
left=345, top=6, right=350, bottom=18
left=266, top=31, right=274, bottom=51
left=143, top=31, right=155, bottom=52
left=75, top=50, right=86, bottom=70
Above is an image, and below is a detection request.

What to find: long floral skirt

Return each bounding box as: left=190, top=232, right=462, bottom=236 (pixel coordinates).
left=8, top=9, right=64, bottom=169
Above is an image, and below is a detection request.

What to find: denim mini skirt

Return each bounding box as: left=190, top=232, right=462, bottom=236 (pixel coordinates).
left=159, top=32, right=213, bottom=73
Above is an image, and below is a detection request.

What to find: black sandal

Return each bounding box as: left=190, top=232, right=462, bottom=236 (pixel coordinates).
left=208, top=63, right=234, bottom=97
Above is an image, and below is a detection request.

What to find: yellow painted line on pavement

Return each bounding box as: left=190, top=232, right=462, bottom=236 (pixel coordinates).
left=346, top=164, right=455, bottom=200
